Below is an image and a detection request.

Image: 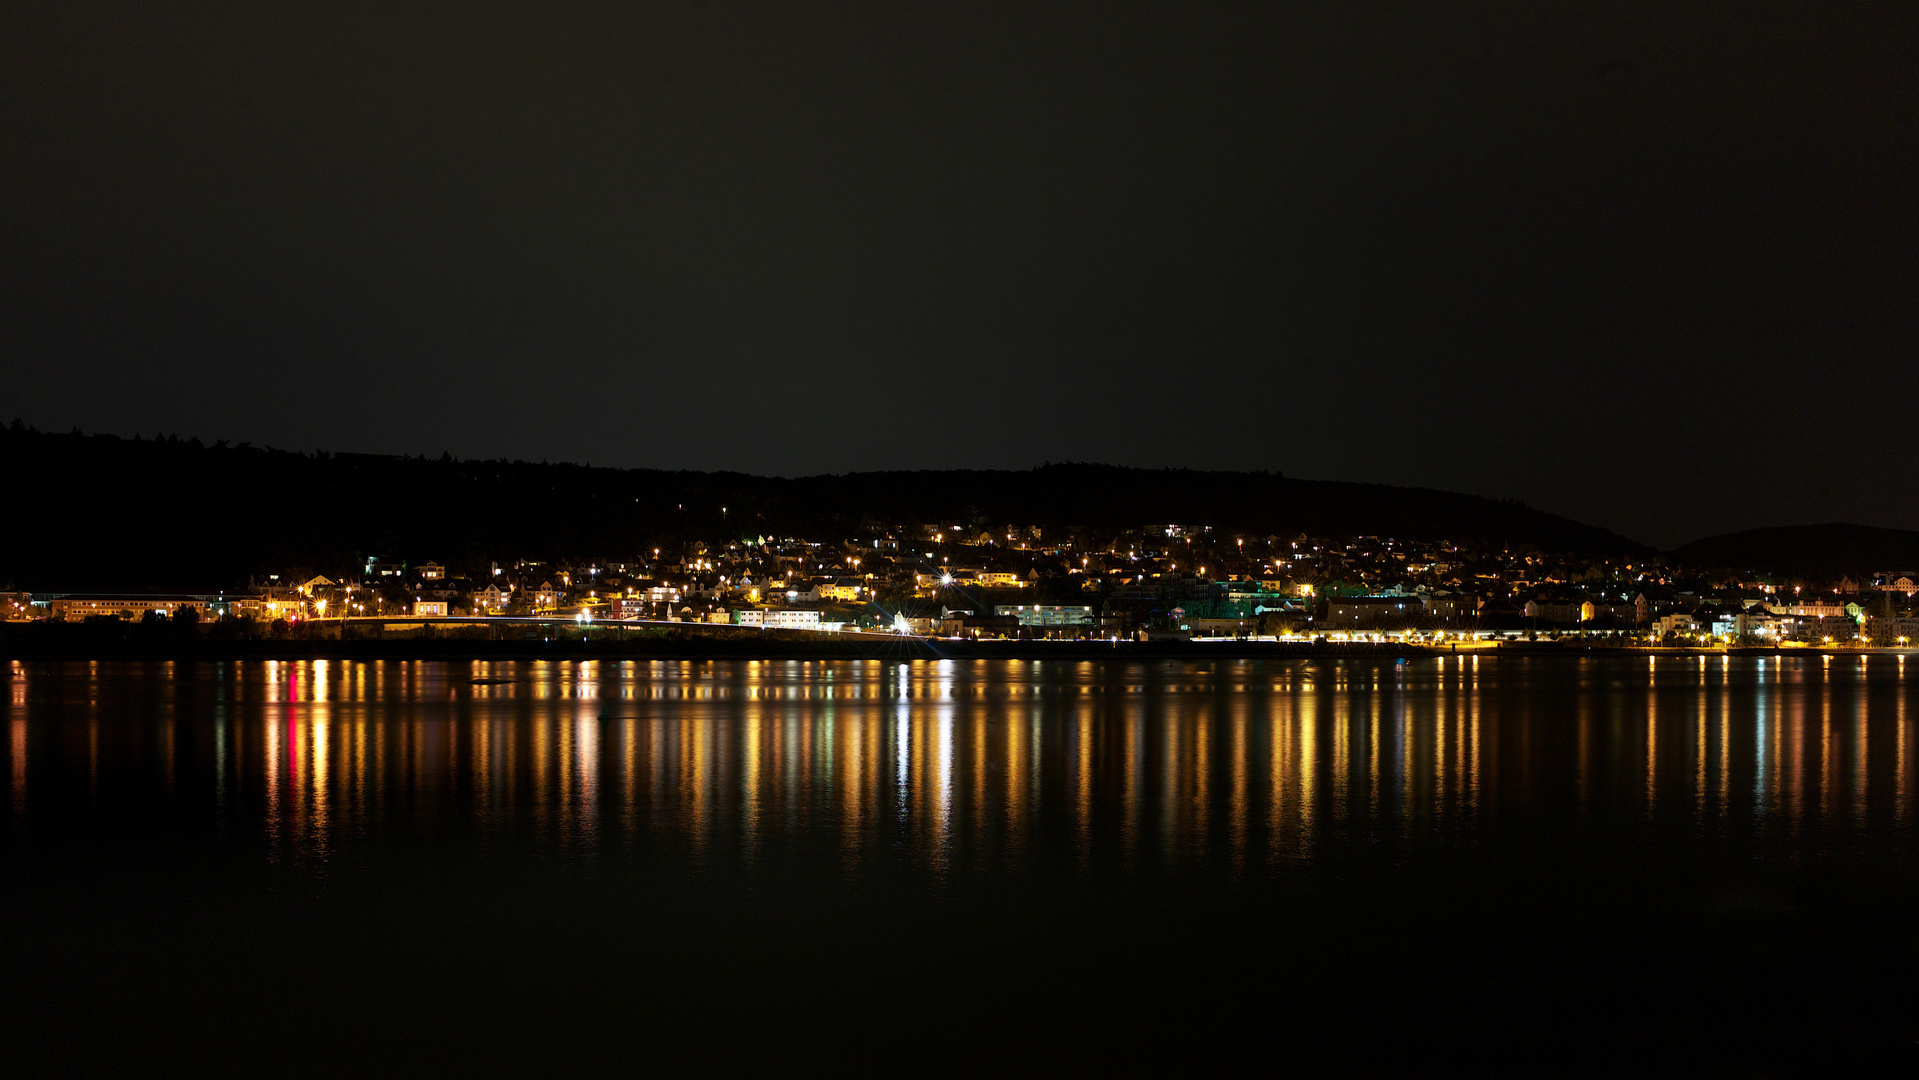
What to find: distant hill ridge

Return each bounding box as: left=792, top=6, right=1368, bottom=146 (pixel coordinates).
left=1669, top=523, right=1919, bottom=580
left=0, top=425, right=1647, bottom=589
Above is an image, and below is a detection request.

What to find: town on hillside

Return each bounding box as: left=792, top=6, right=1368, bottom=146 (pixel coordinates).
left=6, top=524, right=1919, bottom=646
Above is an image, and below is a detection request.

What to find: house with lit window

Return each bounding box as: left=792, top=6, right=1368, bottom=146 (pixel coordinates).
left=1521, top=599, right=1584, bottom=624
left=607, top=596, right=652, bottom=620
left=794, top=578, right=860, bottom=602
left=472, top=583, right=511, bottom=613
left=667, top=600, right=729, bottom=623
left=232, top=586, right=309, bottom=621
left=639, top=583, right=683, bottom=604
left=1654, top=612, right=1705, bottom=636
left=363, top=556, right=403, bottom=579
left=815, top=578, right=865, bottom=602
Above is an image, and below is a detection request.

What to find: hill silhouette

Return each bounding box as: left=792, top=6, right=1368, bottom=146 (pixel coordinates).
left=1669, top=523, right=1919, bottom=580
left=0, top=425, right=1648, bottom=590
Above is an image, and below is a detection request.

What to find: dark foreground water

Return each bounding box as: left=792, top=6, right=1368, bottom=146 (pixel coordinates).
left=5, top=655, right=1918, bottom=1075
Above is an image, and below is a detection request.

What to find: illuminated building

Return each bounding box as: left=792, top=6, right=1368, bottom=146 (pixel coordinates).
left=472, top=583, right=512, bottom=613
left=995, top=604, right=1095, bottom=627
left=733, top=608, right=823, bottom=629
left=47, top=593, right=217, bottom=620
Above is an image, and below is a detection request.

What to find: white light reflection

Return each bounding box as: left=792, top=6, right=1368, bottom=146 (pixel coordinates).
left=894, top=664, right=911, bottom=833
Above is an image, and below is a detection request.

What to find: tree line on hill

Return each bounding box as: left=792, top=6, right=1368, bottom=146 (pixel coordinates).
left=4, top=422, right=1649, bottom=590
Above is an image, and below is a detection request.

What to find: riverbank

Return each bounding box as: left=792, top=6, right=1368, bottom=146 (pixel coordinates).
left=0, top=634, right=1432, bottom=662
left=5, top=631, right=1910, bottom=662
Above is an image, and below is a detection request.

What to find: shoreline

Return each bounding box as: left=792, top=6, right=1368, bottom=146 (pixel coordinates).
left=4, top=638, right=1914, bottom=663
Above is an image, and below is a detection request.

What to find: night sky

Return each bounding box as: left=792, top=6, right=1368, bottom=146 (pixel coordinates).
left=4, top=2, right=1913, bottom=548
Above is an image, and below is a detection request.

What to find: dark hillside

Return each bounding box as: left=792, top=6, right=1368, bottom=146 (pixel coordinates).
left=1669, top=523, right=1919, bottom=579
left=0, top=426, right=1647, bottom=590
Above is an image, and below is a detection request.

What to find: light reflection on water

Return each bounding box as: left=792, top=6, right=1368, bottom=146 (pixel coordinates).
left=4, top=655, right=1917, bottom=875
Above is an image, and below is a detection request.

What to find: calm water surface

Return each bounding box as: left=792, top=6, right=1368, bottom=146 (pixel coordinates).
left=5, top=656, right=1918, bottom=1074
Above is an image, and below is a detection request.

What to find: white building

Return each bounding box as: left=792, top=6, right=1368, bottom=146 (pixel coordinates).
left=472, top=584, right=511, bottom=613
left=995, top=605, right=1095, bottom=627
left=1771, top=599, right=1848, bottom=618
left=1710, top=612, right=1781, bottom=639
left=1653, top=613, right=1700, bottom=636
left=734, top=609, right=823, bottom=629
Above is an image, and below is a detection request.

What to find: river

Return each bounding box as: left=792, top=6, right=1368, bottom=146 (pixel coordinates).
left=4, top=656, right=1915, bottom=1073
